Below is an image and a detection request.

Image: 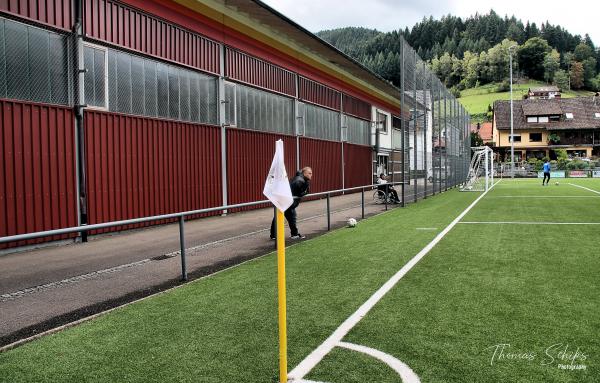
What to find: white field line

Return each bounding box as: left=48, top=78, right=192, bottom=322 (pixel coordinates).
left=488, top=195, right=600, bottom=198
left=337, top=342, right=420, bottom=383
left=459, top=221, right=600, bottom=225
left=568, top=183, right=600, bottom=195
left=287, top=181, right=500, bottom=381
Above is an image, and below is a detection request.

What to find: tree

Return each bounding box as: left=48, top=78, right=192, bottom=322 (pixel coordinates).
left=570, top=61, right=584, bottom=89
left=553, top=69, right=569, bottom=91
left=518, top=37, right=551, bottom=80
left=543, top=49, right=560, bottom=83
left=470, top=131, right=484, bottom=147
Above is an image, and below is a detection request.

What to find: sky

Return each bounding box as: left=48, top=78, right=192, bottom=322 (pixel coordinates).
left=261, top=0, right=600, bottom=46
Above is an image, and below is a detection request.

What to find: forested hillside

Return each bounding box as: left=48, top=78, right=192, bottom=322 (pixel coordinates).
left=317, top=11, right=600, bottom=93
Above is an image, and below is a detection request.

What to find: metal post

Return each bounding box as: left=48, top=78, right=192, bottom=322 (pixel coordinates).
left=444, top=91, right=448, bottom=191
left=74, top=0, right=88, bottom=242
left=431, top=78, right=436, bottom=196
left=179, top=216, right=187, bottom=281
left=413, top=50, right=418, bottom=203
left=509, top=45, right=516, bottom=179
left=385, top=184, right=388, bottom=211
left=219, top=44, right=228, bottom=214
left=423, top=61, right=428, bottom=199
left=361, top=187, right=365, bottom=219
left=400, top=37, right=406, bottom=207
left=326, top=193, right=331, bottom=231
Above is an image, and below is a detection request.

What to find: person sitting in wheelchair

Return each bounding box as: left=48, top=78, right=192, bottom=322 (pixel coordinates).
left=376, top=173, right=400, bottom=204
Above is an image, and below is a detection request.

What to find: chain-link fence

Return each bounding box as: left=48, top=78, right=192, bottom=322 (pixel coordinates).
left=392, top=36, right=470, bottom=203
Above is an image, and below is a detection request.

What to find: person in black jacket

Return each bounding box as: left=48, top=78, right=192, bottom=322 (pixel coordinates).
left=270, top=167, right=312, bottom=240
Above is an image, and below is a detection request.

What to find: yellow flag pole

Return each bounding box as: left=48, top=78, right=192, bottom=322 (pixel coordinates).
left=276, top=209, right=288, bottom=383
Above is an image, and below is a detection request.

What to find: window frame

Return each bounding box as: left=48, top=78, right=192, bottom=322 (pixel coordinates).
left=83, top=42, right=109, bottom=111
left=509, top=134, right=522, bottom=143
left=376, top=110, right=389, bottom=135
left=223, top=80, right=237, bottom=127
left=529, top=132, right=543, bottom=142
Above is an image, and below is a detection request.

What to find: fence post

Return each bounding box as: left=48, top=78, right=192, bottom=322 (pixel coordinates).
left=385, top=184, right=388, bottom=211
left=179, top=215, right=187, bottom=281
left=326, top=193, right=331, bottom=231
left=361, top=187, right=365, bottom=219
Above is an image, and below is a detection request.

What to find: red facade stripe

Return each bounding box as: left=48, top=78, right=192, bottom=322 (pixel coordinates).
left=84, top=0, right=219, bottom=75
left=343, top=143, right=373, bottom=188
left=299, top=76, right=341, bottom=111
left=225, top=48, right=296, bottom=97
left=226, top=129, right=296, bottom=212
left=299, top=137, right=343, bottom=194
left=343, top=94, right=371, bottom=121
left=0, top=99, right=77, bottom=248
left=84, top=110, right=222, bottom=234
left=0, top=0, right=72, bottom=31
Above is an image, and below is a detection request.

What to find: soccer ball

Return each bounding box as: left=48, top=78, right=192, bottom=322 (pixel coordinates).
left=347, top=218, right=357, bottom=227
left=555, top=182, right=559, bottom=186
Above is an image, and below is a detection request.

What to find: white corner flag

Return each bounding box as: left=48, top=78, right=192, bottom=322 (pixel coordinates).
left=263, top=140, right=294, bottom=212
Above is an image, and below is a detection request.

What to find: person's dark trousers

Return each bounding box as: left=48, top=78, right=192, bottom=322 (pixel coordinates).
left=270, top=207, right=298, bottom=238
left=543, top=172, right=550, bottom=185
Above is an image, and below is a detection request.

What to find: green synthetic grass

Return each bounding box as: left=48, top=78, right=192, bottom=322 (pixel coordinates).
left=1, top=179, right=598, bottom=382
left=0, top=189, right=479, bottom=383
left=459, top=81, right=595, bottom=117
left=308, top=178, right=600, bottom=383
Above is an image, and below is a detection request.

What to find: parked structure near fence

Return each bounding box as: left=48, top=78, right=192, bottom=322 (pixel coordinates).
left=0, top=0, right=470, bottom=249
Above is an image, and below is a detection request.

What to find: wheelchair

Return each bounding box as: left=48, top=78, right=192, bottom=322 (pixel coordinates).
left=373, top=188, right=394, bottom=204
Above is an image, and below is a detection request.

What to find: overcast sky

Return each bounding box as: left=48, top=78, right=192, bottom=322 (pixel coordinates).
left=261, top=0, right=599, bottom=46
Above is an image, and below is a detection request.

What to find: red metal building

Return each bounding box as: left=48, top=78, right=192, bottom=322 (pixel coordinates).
left=0, top=0, right=401, bottom=249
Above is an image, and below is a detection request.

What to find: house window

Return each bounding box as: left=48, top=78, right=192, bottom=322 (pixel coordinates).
left=594, top=112, right=600, bottom=119
left=509, top=134, right=521, bottom=142
left=235, top=84, right=294, bottom=136
left=377, top=111, right=388, bottom=134
left=527, top=116, right=537, bottom=123
left=565, top=113, right=574, bottom=119
left=0, top=17, right=71, bottom=105
left=549, top=115, right=560, bottom=122
left=303, top=102, right=340, bottom=141
left=538, top=116, right=549, bottom=123
left=529, top=133, right=542, bottom=142
left=83, top=44, right=107, bottom=109
left=91, top=48, right=218, bottom=124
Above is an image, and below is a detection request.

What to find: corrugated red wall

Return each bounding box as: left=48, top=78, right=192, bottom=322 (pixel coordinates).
left=226, top=48, right=296, bottom=97
left=227, top=129, right=296, bottom=211
left=344, top=143, right=373, bottom=188
left=0, top=0, right=73, bottom=30
left=299, top=76, right=340, bottom=111
left=84, top=0, right=220, bottom=74
left=84, top=110, right=222, bottom=233
left=0, top=99, right=77, bottom=248
left=343, top=94, right=371, bottom=121
left=299, top=137, right=342, bottom=193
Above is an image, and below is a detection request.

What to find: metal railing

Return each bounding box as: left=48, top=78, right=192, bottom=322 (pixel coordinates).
left=0, top=181, right=406, bottom=281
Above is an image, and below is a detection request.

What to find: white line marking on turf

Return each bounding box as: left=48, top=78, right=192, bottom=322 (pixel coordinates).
left=459, top=221, right=600, bottom=225
left=488, top=195, right=600, bottom=198
left=287, top=181, right=500, bottom=381
left=568, top=183, right=600, bottom=195
left=337, top=342, right=421, bottom=383
left=415, top=227, right=438, bottom=231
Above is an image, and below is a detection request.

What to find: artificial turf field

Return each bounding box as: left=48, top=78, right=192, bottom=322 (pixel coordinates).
left=0, top=178, right=598, bottom=383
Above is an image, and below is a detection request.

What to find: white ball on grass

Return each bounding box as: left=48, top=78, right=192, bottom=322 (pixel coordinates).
left=347, top=218, right=357, bottom=227
left=555, top=182, right=559, bottom=186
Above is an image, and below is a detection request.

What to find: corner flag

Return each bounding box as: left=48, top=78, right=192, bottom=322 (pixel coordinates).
left=263, top=140, right=294, bottom=212
left=263, top=139, right=292, bottom=383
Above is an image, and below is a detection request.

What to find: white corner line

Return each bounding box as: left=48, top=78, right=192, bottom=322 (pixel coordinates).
left=337, top=342, right=421, bottom=383
left=567, top=183, right=600, bottom=195
left=287, top=180, right=500, bottom=381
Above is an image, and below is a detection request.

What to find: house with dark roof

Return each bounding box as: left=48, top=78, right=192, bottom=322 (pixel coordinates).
left=493, top=96, right=600, bottom=161
left=527, top=86, right=561, bottom=99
